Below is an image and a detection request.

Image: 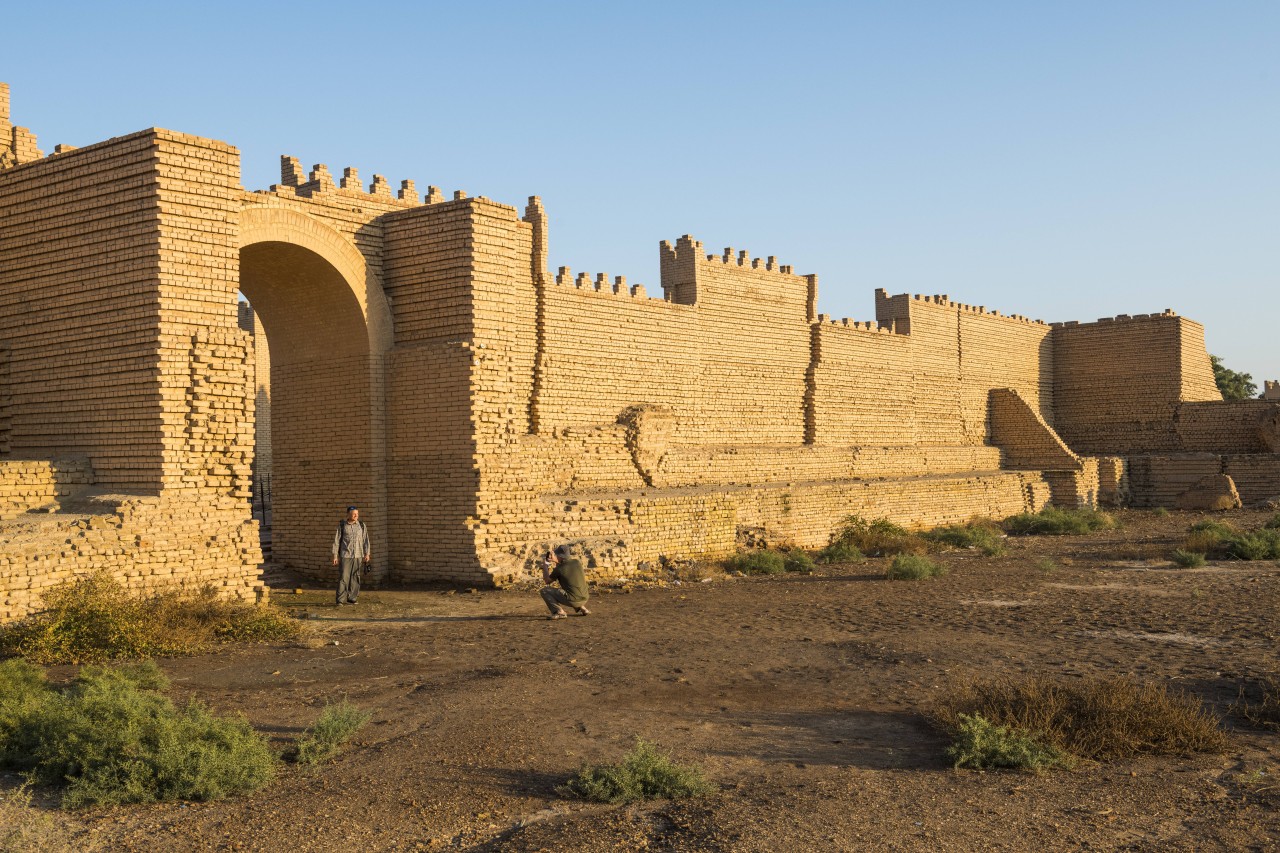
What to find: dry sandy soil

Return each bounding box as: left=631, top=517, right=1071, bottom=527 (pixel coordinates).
left=12, top=508, right=1280, bottom=852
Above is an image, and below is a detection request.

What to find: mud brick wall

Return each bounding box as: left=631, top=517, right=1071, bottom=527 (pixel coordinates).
left=382, top=198, right=505, bottom=582
left=1223, top=456, right=1280, bottom=504
left=809, top=321, right=915, bottom=446
left=0, top=131, right=172, bottom=490
left=0, top=494, right=265, bottom=622
left=1052, top=313, right=1221, bottom=454
left=0, top=457, right=92, bottom=519
left=1176, top=401, right=1280, bottom=453
left=1126, top=455, right=1225, bottom=508
left=238, top=303, right=272, bottom=479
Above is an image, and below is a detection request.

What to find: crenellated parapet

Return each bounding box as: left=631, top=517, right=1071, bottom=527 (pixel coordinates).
left=0, top=82, right=45, bottom=169
left=1050, top=309, right=1178, bottom=328
left=269, top=154, right=455, bottom=210
left=551, top=267, right=658, bottom=302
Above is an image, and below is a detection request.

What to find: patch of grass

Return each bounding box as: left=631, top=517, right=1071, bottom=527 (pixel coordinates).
left=1182, top=521, right=1280, bottom=561
left=782, top=549, right=816, bottom=575
left=0, top=573, right=301, bottom=665
left=886, top=554, right=945, bottom=580
left=932, top=674, right=1227, bottom=762
left=1266, top=513, right=1280, bottom=530
left=563, top=738, right=714, bottom=804
left=1003, top=506, right=1118, bottom=536
left=0, top=782, right=92, bottom=851
left=725, top=550, right=786, bottom=576
left=1224, top=530, right=1280, bottom=561
left=817, top=540, right=865, bottom=564
left=924, top=519, right=1006, bottom=556
left=1233, top=676, right=1280, bottom=732
left=1152, top=507, right=1170, bottom=518
left=1033, top=557, right=1057, bottom=574
left=1171, top=549, right=1207, bottom=568
left=945, top=713, right=1072, bottom=771
left=0, top=661, right=275, bottom=808
left=293, top=700, right=371, bottom=766
left=828, top=515, right=931, bottom=557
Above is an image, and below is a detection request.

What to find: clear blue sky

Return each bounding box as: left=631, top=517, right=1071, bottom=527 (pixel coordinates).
left=7, top=1, right=1278, bottom=385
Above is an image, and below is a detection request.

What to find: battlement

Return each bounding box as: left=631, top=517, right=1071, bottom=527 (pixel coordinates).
left=659, top=234, right=795, bottom=276
left=271, top=154, right=453, bottom=208
left=0, top=82, right=44, bottom=169
left=1264, top=380, right=1280, bottom=401
left=551, top=267, right=666, bottom=303
left=874, top=287, right=1052, bottom=331
left=1050, top=309, right=1178, bottom=328
left=814, top=314, right=899, bottom=336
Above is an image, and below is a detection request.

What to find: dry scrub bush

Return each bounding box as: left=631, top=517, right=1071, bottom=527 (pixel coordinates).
left=726, top=549, right=815, bottom=576
left=1004, top=506, right=1118, bottom=536
left=923, top=518, right=1006, bottom=556
left=1171, top=549, right=1208, bottom=568
left=563, top=738, right=714, bottom=804
left=0, top=659, right=275, bottom=808
left=1181, top=520, right=1280, bottom=561
left=932, top=674, right=1227, bottom=762
left=0, top=783, right=92, bottom=852
left=293, top=700, right=371, bottom=765
left=0, top=573, right=300, bottom=664
left=886, top=554, right=945, bottom=580
left=1233, top=676, right=1280, bottom=732
left=826, top=516, right=931, bottom=558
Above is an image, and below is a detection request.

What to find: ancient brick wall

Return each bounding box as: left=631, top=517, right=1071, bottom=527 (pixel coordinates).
left=2, top=80, right=1277, bottom=609
left=0, top=131, right=170, bottom=490
left=1052, top=313, right=1221, bottom=453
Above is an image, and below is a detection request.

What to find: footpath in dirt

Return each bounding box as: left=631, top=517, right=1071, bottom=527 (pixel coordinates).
left=22, top=509, right=1280, bottom=851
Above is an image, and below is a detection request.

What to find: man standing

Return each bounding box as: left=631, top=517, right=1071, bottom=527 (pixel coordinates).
left=331, top=505, right=371, bottom=606
left=540, top=543, right=591, bottom=620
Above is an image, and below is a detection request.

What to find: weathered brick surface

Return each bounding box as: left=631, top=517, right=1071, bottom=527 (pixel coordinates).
left=1, top=81, right=1277, bottom=616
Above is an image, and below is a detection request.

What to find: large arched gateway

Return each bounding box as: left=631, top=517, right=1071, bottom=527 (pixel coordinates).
left=3, top=83, right=1278, bottom=621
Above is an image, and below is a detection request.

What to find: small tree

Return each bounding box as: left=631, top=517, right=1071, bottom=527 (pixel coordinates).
left=1210, top=355, right=1257, bottom=401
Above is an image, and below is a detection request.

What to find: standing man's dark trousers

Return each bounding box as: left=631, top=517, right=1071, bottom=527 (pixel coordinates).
left=337, top=558, right=363, bottom=604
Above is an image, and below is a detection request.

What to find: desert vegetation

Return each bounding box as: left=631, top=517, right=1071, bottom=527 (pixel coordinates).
left=563, top=738, right=714, bottom=804
left=0, top=573, right=300, bottom=665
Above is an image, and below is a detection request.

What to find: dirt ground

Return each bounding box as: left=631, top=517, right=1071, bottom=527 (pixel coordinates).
left=13, top=508, right=1280, bottom=852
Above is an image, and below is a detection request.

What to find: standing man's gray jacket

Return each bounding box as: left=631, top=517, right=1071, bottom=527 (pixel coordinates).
left=332, top=520, right=371, bottom=561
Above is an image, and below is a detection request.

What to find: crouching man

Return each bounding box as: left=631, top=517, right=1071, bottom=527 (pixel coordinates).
left=540, top=544, right=591, bottom=620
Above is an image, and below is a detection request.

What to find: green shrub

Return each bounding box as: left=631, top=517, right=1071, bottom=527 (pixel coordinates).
left=932, top=674, right=1227, bottom=762
left=782, top=549, right=816, bottom=574
left=1183, top=522, right=1280, bottom=561
left=0, top=662, right=275, bottom=808
left=293, top=700, right=371, bottom=766
left=725, top=550, right=786, bottom=575
left=1033, top=558, right=1057, bottom=574
left=817, top=540, right=865, bottom=564
left=563, top=738, right=714, bottom=804
left=924, top=519, right=1006, bottom=556
left=1265, top=514, right=1280, bottom=530
left=886, top=554, right=945, bottom=580
left=827, top=515, right=930, bottom=557
left=0, top=573, right=301, bottom=664
left=1224, top=530, right=1280, bottom=561
left=1152, top=507, right=1170, bottom=518
left=1171, top=550, right=1207, bottom=568
left=1003, top=506, right=1118, bottom=536
left=945, top=713, right=1071, bottom=771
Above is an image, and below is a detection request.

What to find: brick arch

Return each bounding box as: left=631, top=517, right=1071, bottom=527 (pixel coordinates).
left=234, top=205, right=390, bottom=580
left=236, top=206, right=393, bottom=354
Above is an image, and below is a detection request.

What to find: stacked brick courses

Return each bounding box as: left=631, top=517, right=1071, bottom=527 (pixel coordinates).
left=1, top=81, right=1277, bottom=613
